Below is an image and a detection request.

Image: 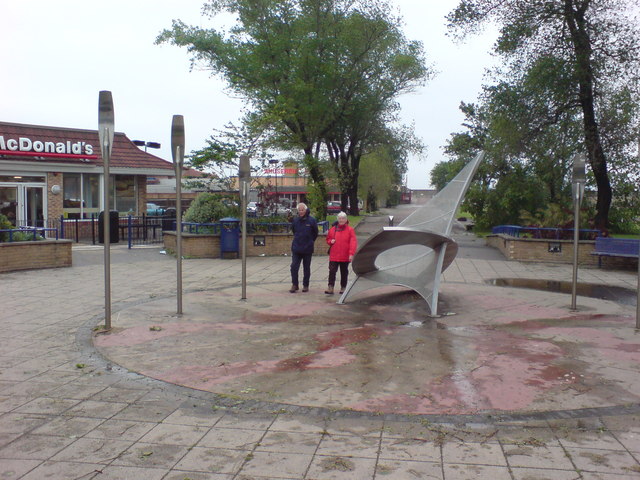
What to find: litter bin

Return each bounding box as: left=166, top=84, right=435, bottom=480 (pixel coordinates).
left=161, top=211, right=176, bottom=231
left=219, top=217, right=240, bottom=258
left=98, top=210, right=119, bottom=243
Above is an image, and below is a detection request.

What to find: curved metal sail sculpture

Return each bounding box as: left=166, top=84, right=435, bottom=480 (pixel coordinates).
left=338, top=151, right=484, bottom=315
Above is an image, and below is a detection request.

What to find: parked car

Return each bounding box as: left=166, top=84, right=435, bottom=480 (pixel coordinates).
left=246, top=201, right=258, bottom=217
left=146, top=203, right=166, bottom=216
left=270, top=203, right=291, bottom=216
left=327, top=201, right=342, bottom=214
left=146, top=203, right=176, bottom=216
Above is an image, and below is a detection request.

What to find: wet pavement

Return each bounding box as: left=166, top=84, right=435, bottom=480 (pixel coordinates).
left=2, top=203, right=640, bottom=479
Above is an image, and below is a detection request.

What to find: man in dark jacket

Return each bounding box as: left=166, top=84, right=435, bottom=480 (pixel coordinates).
left=290, top=202, right=318, bottom=292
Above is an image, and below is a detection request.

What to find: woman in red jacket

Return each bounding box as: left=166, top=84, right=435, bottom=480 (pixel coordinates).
left=325, top=211, right=358, bottom=295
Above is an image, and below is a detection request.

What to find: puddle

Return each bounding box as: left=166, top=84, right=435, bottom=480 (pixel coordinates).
left=487, top=278, right=636, bottom=306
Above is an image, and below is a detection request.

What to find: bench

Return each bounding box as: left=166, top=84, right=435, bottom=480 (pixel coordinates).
left=591, top=237, right=639, bottom=267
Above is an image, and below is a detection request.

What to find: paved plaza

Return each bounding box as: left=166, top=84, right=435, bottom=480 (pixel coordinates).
left=2, top=204, right=640, bottom=479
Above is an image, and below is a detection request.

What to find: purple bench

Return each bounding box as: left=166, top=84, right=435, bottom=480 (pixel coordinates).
left=591, top=237, right=639, bottom=267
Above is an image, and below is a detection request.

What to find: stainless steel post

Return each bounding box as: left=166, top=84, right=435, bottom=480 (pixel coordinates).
left=98, top=91, right=114, bottom=330
left=637, top=243, right=640, bottom=329
left=239, top=155, right=250, bottom=300
left=171, top=115, right=185, bottom=315
left=570, top=187, right=580, bottom=310
left=570, top=153, right=585, bottom=311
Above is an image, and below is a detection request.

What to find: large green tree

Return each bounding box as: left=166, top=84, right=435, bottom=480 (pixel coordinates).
left=157, top=0, right=428, bottom=217
left=447, top=0, right=640, bottom=230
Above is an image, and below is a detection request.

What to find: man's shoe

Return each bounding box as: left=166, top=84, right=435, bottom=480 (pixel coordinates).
left=302, top=286, right=309, bottom=292
left=324, top=286, right=334, bottom=295
left=339, top=288, right=345, bottom=294
left=289, top=285, right=299, bottom=293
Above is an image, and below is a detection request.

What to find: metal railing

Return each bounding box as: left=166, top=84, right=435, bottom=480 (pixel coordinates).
left=180, top=220, right=330, bottom=234
left=492, top=225, right=601, bottom=240
left=0, top=226, right=59, bottom=242
left=2, top=216, right=330, bottom=246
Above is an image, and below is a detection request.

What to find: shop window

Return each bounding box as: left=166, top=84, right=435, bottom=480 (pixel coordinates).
left=114, top=175, right=135, bottom=214
left=83, top=174, right=100, bottom=217
left=63, top=173, right=101, bottom=218
left=63, top=174, right=82, bottom=210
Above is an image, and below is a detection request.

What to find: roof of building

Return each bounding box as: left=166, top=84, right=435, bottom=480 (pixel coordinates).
left=0, top=121, right=174, bottom=172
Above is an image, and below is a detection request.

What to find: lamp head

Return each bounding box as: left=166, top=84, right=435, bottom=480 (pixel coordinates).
left=572, top=153, right=586, bottom=184
left=171, top=115, right=185, bottom=166
left=98, top=91, right=114, bottom=155
left=239, top=155, right=250, bottom=181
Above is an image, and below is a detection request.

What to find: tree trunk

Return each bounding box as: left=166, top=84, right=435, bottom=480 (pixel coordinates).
left=303, top=149, right=327, bottom=219
left=565, top=0, right=611, bottom=230
left=345, top=156, right=360, bottom=216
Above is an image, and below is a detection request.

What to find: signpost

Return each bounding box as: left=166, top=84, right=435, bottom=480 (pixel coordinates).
left=571, top=153, right=586, bottom=311
left=171, top=115, right=185, bottom=315
left=239, top=155, right=250, bottom=300
left=98, top=91, right=114, bottom=329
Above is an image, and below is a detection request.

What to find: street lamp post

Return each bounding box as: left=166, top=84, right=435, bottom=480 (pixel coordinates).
left=98, top=91, right=114, bottom=330
left=171, top=116, right=185, bottom=315
left=571, top=153, right=586, bottom=311
left=239, top=155, right=251, bottom=300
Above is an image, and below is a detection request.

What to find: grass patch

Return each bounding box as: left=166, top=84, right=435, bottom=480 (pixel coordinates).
left=325, top=215, right=363, bottom=228
left=611, top=233, right=640, bottom=239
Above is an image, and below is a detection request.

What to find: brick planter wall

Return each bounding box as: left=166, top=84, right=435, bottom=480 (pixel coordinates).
left=0, top=240, right=72, bottom=273
left=163, top=231, right=327, bottom=258
left=486, top=234, right=637, bottom=269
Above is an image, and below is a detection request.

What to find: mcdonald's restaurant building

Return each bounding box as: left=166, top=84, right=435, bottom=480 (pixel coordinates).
left=0, top=121, right=174, bottom=228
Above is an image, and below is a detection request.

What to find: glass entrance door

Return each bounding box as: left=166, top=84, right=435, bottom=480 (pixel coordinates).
left=0, top=184, right=45, bottom=227
left=25, top=187, right=44, bottom=227
left=0, top=186, right=18, bottom=226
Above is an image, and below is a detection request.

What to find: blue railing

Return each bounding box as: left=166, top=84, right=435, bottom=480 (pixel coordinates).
left=179, top=220, right=330, bottom=234
left=492, top=225, right=601, bottom=240
left=0, top=226, right=59, bottom=242
left=181, top=222, right=221, bottom=234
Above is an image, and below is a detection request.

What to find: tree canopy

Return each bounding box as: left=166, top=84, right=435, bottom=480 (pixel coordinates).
left=157, top=0, right=430, bottom=217
left=446, top=0, right=640, bottom=231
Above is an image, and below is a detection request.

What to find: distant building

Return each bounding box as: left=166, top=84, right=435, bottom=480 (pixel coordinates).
left=230, top=164, right=340, bottom=206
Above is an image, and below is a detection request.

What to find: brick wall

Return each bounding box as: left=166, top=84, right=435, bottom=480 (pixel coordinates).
left=0, top=240, right=72, bottom=273
left=163, top=232, right=328, bottom=258
left=486, top=234, right=637, bottom=269
left=47, top=172, right=64, bottom=220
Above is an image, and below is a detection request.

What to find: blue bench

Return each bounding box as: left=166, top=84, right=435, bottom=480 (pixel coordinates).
left=591, top=237, right=639, bottom=267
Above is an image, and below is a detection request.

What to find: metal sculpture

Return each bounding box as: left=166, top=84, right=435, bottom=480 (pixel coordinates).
left=338, top=151, right=485, bottom=315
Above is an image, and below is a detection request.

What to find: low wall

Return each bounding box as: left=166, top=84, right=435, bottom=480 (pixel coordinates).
left=163, top=232, right=327, bottom=258
left=0, top=239, right=73, bottom=273
left=486, top=234, right=636, bottom=269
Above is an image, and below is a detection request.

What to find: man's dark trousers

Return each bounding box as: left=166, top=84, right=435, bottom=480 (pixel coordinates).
left=291, top=252, right=312, bottom=287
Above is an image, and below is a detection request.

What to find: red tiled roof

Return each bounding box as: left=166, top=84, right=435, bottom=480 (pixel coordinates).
left=0, top=121, right=174, bottom=171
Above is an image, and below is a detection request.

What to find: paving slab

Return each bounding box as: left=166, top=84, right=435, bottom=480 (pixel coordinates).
left=93, top=278, right=638, bottom=417
left=2, top=201, right=640, bottom=478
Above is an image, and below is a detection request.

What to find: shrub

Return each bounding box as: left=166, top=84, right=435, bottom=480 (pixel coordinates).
left=183, top=193, right=240, bottom=223
left=0, top=215, right=45, bottom=242
left=0, top=214, right=11, bottom=242
left=10, top=231, right=44, bottom=242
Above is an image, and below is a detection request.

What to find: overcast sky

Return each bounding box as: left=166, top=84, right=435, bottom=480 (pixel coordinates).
left=0, top=0, right=497, bottom=189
